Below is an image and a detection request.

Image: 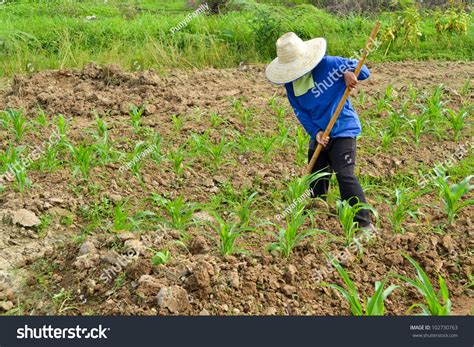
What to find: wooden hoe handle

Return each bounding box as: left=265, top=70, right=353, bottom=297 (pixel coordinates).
left=305, top=21, right=381, bottom=175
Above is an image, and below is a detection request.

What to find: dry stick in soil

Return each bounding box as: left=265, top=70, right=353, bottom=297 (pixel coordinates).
left=306, top=21, right=381, bottom=175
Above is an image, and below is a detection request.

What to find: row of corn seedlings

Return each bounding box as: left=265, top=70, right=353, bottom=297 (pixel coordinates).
left=325, top=254, right=452, bottom=316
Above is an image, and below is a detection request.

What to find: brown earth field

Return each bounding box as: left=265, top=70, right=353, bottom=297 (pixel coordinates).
left=0, top=61, right=473, bottom=316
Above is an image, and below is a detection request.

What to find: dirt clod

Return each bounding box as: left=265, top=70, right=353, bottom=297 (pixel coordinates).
left=157, top=285, right=190, bottom=314
left=12, top=209, right=40, bottom=227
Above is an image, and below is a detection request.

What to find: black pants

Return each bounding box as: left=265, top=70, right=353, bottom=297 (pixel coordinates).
left=308, top=137, right=371, bottom=227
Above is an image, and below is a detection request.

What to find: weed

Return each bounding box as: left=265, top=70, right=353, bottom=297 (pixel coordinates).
left=210, top=112, right=225, bottom=127
left=35, top=213, right=52, bottom=237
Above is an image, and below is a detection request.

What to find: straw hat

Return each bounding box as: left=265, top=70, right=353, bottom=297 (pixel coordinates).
left=265, top=32, right=326, bottom=84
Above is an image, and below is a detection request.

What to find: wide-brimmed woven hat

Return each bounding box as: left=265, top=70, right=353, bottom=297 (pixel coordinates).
left=265, top=32, right=326, bottom=84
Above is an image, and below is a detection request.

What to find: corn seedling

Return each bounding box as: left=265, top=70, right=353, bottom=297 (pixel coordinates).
left=336, top=200, right=378, bottom=246
left=445, top=108, right=467, bottom=142
left=171, top=114, right=183, bottom=133
left=388, top=187, right=427, bottom=233
left=379, top=128, right=393, bottom=150
left=151, top=194, right=198, bottom=231
left=167, top=147, right=188, bottom=176
left=129, top=104, right=144, bottom=131
left=395, top=254, right=451, bottom=315
left=39, top=143, right=61, bottom=171
left=150, top=132, right=163, bottom=164
left=433, top=171, right=473, bottom=225
left=35, top=109, right=48, bottom=127
left=128, top=141, right=149, bottom=180
left=405, top=112, right=429, bottom=146
left=233, top=130, right=251, bottom=154
left=0, top=145, right=31, bottom=191
left=240, top=107, right=253, bottom=128
left=205, top=133, right=234, bottom=168
left=323, top=261, right=398, bottom=316
left=425, top=85, right=445, bottom=122
left=258, top=134, right=278, bottom=162
left=112, top=202, right=134, bottom=231
left=227, top=190, right=258, bottom=227
left=0, top=144, right=22, bottom=172
left=268, top=207, right=320, bottom=258
left=273, top=105, right=286, bottom=127
left=267, top=93, right=278, bottom=110
left=1, top=108, right=28, bottom=142
left=93, top=115, right=116, bottom=164
left=294, top=126, right=308, bottom=165
left=284, top=171, right=330, bottom=210
left=67, top=143, right=96, bottom=179
left=209, top=212, right=243, bottom=256
left=388, top=110, right=404, bottom=137
left=12, top=162, right=31, bottom=192
left=277, top=123, right=290, bottom=146
left=151, top=249, right=171, bottom=265
left=55, top=114, right=68, bottom=141
left=189, top=130, right=210, bottom=154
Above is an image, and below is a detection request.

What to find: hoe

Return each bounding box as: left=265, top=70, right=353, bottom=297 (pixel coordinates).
left=306, top=21, right=382, bottom=175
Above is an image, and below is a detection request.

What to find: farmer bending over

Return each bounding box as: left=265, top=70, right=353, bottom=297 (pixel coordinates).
left=265, top=32, right=374, bottom=230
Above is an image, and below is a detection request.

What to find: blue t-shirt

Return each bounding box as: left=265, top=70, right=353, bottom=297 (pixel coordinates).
left=285, top=55, right=370, bottom=139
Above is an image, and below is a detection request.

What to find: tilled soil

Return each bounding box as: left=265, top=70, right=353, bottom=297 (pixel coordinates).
left=0, top=61, right=472, bottom=315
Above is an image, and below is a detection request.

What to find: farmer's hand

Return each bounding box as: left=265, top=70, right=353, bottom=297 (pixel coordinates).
left=344, top=71, right=358, bottom=90
left=316, top=131, right=329, bottom=147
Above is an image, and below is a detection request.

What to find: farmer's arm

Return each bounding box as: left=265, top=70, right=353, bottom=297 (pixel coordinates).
left=285, top=85, right=320, bottom=138
left=335, top=57, right=370, bottom=80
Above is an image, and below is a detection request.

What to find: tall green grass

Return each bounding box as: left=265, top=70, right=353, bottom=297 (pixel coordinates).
left=0, top=0, right=472, bottom=77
